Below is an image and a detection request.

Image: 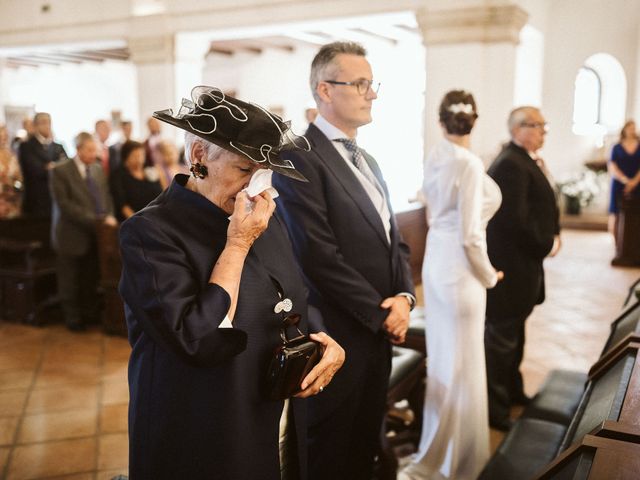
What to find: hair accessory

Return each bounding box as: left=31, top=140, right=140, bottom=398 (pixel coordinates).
left=189, top=163, right=208, bottom=179
left=447, top=103, right=475, bottom=115
left=153, top=86, right=310, bottom=182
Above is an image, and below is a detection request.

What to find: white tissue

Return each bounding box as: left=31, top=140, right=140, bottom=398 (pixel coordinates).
left=244, top=169, right=279, bottom=199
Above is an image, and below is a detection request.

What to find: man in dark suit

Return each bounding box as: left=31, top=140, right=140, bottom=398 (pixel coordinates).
left=485, top=106, right=561, bottom=430
left=18, top=112, right=68, bottom=217
left=273, top=42, right=415, bottom=480
left=50, top=132, right=116, bottom=331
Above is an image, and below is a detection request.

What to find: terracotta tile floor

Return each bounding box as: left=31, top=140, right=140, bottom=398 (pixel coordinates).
left=0, top=229, right=638, bottom=479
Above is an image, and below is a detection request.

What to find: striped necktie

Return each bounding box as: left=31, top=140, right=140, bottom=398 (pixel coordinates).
left=336, top=138, right=380, bottom=190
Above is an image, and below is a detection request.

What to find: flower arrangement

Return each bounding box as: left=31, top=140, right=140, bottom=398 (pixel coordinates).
left=557, top=170, right=601, bottom=214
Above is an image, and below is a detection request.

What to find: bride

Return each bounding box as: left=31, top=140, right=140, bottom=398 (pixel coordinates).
left=400, top=90, right=503, bottom=480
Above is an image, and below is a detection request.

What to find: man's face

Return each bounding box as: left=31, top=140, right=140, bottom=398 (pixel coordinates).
left=34, top=115, right=52, bottom=138
left=96, top=122, right=111, bottom=143
left=513, top=109, right=547, bottom=153
left=78, top=140, right=98, bottom=165
left=148, top=118, right=161, bottom=136
left=122, top=122, right=133, bottom=140
left=323, top=54, right=377, bottom=131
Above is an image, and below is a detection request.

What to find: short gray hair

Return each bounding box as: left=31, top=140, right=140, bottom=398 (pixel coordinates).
left=309, top=41, right=367, bottom=104
left=75, top=131, right=94, bottom=149
left=184, top=132, right=226, bottom=165
left=508, top=106, right=539, bottom=135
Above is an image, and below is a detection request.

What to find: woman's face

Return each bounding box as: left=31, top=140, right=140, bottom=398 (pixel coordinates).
left=125, top=147, right=145, bottom=171
left=624, top=122, right=637, bottom=139
left=199, top=149, right=261, bottom=214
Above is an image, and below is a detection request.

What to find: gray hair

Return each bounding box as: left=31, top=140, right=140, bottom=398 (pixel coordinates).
left=508, top=106, right=539, bottom=135
left=309, top=41, right=367, bottom=104
left=184, top=132, right=226, bottom=165
left=74, top=131, right=94, bottom=149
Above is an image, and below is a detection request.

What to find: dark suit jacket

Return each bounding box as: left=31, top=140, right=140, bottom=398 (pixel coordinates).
left=18, top=136, right=68, bottom=217
left=486, top=141, right=560, bottom=318
left=273, top=123, right=414, bottom=421
left=50, top=159, right=113, bottom=256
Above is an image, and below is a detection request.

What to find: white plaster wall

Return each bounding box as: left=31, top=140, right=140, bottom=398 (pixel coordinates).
left=541, top=0, right=640, bottom=179
left=4, top=61, right=139, bottom=154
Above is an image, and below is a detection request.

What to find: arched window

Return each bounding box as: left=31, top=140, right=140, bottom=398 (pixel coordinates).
left=573, top=67, right=601, bottom=126
left=572, top=53, right=626, bottom=138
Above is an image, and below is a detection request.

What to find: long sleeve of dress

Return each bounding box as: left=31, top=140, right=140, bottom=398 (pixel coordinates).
left=458, top=160, right=498, bottom=288
left=119, top=215, right=247, bottom=367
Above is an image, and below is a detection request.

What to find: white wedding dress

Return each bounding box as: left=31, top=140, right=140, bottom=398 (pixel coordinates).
left=400, top=139, right=502, bottom=480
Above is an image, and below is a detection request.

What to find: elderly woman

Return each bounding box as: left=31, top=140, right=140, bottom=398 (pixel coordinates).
left=119, top=86, right=344, bottom=480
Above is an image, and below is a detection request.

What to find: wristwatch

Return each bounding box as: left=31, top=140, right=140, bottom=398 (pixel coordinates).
left=396, top=293, right=416, bottom=312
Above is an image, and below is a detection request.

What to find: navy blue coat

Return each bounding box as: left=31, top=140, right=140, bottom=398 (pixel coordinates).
left=119, top=175, right=308, bottom=480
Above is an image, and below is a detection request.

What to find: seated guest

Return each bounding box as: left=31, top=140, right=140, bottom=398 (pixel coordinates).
left=50, top=132, right=116, bottom=331
left=155, top=139, right=188, bottom=189
left=110, top=140, right=162, bottom=222
left=0, top=124, right=23, bottom=219
left=119, top=86, right=345, bottom=479
left=19, top=112, right=68, bottom=217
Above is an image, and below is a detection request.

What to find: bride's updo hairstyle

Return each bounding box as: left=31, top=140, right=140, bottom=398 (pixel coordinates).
left=439, top=90, right=478, bottom=135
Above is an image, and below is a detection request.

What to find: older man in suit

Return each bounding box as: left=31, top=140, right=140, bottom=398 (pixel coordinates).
left=18, top=112, right=68, bottom=217
left=485, top=106, right=561, bottom=430
left=50, top=132, right=116, bottom=331
left=273, top=41, right=415, bottom=480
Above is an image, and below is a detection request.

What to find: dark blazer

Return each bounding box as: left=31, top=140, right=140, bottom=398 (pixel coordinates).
left=273, top=123, right=414, bottom=421
left=119, top=176, right=308, bottom=480
left=486, top=141, right=560, bottom=318
left=18, top=136, right=68, bottom=217
left=49, top=159, right=113, bottom=256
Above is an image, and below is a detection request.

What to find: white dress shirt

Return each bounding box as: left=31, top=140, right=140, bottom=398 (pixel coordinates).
left=313, top=114, right=391, bottom=244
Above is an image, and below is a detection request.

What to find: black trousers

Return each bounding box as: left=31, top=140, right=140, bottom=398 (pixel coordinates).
left=56, top=242, right=100, bottom=327
left=307, top=346, right=390, bottom=480
left=484, top=311, right=530, bottom=422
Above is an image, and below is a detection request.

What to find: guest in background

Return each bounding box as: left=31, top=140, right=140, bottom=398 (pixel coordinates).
left=110, top=140, right=162, bottom=222
left=608, top=120, right=640, bottom=240
left=485, top=107, right=560, bottom=431
left=144, top=116, right=162, bottom=167
left=156, top=140, right=188, bottom=189
left=11, top=117, right=34, bottom=153
left=94, top=119, right=114, bottom=177
left=400, top=91, right=502, bottom=480
left=108, top=120, right=134, bottom=170
left=50, top=132, right=116, bottom=331
left=19, top=112, right=68, bottom=217
left=0, top=124, right=23, bottom=219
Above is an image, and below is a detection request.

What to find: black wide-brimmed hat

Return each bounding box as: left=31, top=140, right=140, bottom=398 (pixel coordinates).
left=153, top=86, right=310, bottom=181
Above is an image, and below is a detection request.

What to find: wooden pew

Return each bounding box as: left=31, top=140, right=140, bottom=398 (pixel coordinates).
left=95, top=221, right=127, bottom=336
left=0, top=217, right=58, bottom=325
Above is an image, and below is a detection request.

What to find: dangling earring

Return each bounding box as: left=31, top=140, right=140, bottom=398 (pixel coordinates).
left=190, top=163, right=208, bottom=179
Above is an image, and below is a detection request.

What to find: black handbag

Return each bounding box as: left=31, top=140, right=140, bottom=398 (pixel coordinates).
left=267, top=314, right=321, bottom=400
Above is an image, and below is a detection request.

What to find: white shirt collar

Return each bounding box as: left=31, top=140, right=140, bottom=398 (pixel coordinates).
left=35, top=133, right=52, bottom=145
left=73, top=156, right=88, bottom=178
left=313, top=114, right=355, bottom=142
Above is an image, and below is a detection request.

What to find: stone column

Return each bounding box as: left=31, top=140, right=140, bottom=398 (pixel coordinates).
left=417, top=4, right=528, bottom=163
left=128, top=34, right=176, bottom=140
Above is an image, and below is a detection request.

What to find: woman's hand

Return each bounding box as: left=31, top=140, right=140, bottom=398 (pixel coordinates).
left=295, top=332, right=345, bottom=398
left=226, top=190, right=276, bottom=252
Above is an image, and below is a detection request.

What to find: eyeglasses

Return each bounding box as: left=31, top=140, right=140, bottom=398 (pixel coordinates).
left=520, top=122, right=549, bottom=132
left=324, top=79, right=380, bottom=96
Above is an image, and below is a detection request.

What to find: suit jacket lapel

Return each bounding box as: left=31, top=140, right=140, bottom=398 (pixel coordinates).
left=307, top=124, right=389, bottom=248
left=66, top=160, right=94, bottom=207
